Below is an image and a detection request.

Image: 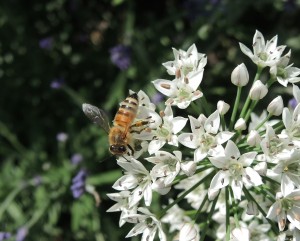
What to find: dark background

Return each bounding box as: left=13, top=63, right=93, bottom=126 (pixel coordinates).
left=0, top=0, right=300, bottom=240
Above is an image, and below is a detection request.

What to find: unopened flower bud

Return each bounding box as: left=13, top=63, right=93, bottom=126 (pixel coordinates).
left=234, top=118, right=247, bottom=131
left=247, top=130, right=261, bottom=147
left=217, top=100, right=230, bottom=115
left=249, top=80, right=268, bottom=100
left=179, top=223, right=199, bottom=241
left=267, top=96, right=284, bottom=116
left=181, top=161, right=196, bottom=176
left=231, top=63, right=249, bottom=87
left=254, top=161, right=267, bottom=176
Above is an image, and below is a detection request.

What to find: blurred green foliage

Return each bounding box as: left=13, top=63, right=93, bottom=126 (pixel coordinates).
left=0, top=0, right=300, bottom=240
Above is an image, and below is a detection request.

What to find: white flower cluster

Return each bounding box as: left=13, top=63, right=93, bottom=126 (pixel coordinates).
left=106, top=30, right=300, bottom=241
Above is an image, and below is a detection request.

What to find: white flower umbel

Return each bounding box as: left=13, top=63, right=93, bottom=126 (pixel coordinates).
left=239, top=30, right=286, bottom=68
left=178, top=110, right=234, bottom=162
left=124, top=207, right=167, bottom=241
left=270, top=50, right=300, bottom=87
left=267, top=188, right=300, bottom=231
left=146, top=105, right=187, bottom=154
left=208, top=140, right=262, bottom=200
left=113, top=157, right=152, bottom=207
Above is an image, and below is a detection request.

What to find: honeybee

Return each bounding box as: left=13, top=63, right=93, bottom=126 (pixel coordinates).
left=82, top=93, right=149, bottom=156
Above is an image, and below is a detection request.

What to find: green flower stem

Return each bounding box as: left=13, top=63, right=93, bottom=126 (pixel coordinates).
left=229, top=187, right=240, bottom=228
left=229, top=86, right=242, bottom=130
left=254, top=113, right=272, bottom=131
left=244, top=100, right=259, bottom=123
left=190, top=101, right=202, bottom=115
left=193, top=194, right=208, bottom=223
left=199, top=192, right=219, bottom=241
left=0, top=183, right=24, bottom=220
left=158, top=171, right=215, bottom=219
left=254, top=185, right=276, bottom=203
left=243, top=187, right=278, bottom=235
left=266, top=76, right=277, bottom=88
left=239, top=66, right=263, bottom=119
left=199, top=93, right=211, bottom=116
left=221, top=114, right=226, bottom=131
left=225, top=187, right=230, bottom=241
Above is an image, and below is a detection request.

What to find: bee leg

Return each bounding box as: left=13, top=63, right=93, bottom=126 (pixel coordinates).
left=127, top=144, right=135, bottom=156
left=130, top=120, right=150, bottom=129
left=130, top=120, right=153, bottom=134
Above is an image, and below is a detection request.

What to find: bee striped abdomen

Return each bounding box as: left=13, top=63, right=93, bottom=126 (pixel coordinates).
left=114, top=93, right=139, bottom=128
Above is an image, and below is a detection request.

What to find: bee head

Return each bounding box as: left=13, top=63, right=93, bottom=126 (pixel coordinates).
left=109, top=144, right=127, bottom=155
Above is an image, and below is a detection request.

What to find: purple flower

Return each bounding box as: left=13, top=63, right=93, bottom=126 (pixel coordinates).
left=288, top=98, right=298, bottom=109
left=71, top=153, right=83, bottom=165
left=50, top=77, right=64, bottom=89
left=0, top=232, right=11, bottom=241
left=71, top=169, right=87, bottom=198
left=39, top=37, right=53, bottom=50
left=32, top=176, right=42, bottom=186
left=109, top=44, right=131, bottom=70
left=56, top=132, right=68, bottom=142
left=16, top=227, right=28, bottom=241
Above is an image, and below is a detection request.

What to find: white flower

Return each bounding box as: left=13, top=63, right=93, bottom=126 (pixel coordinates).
left=208, top=140, right=262, bottom=200
left=146, top=150, right=182, bottom=186
left=271, top=150, right=300, bottom=195
left=153, top=72, right=204, bottom=109
left=281, top=103, right=300, bottom=147
left=113, top=157, right=152, bottom=207
left=231, top=63, right=249, bottom=87
left=162, top=43, right=207, bottom=78
left=153, top=44, right=207, bottom=109
left=267, top=188, right=300, bottom=231
left=107, top=191, right=137, bottom=227
left=249, top=80, right=268, bottom=100
left=124, top=207, right=167, bottom=241
left=239, top=30, right=286, bottom=68
left=260, top=125, right=290, bottom=163
left=178, top=110, right=234, bottom=162
left=270, top=50, right=300, bottom=87
left=267, top=96, right=284, bottom=116
left=179, top=223, right=200, bottom=241
left=147, top=105, right=187, bottom=154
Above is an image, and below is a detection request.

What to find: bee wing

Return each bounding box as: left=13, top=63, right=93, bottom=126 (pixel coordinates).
left=82, top=103, right=110, bottom=133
